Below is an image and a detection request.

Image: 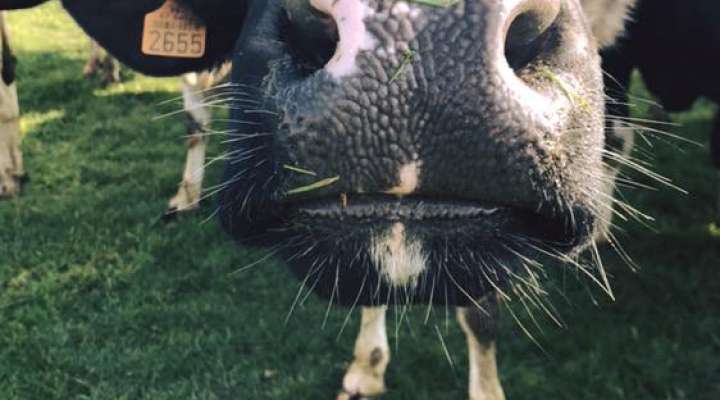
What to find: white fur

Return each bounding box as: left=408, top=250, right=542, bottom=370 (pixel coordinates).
left=370, top=223, right=426, bottom=288
left=580, top=0, right=638, bottom=48
left=0, top=12, right=23, bottom=198
left=339, top=307, right=390, bottom=399
left=167, top=66, right=231, bottom=213
left=310, top=0, right=377, bottom=79
left=384, top=161, right=421, bottom=196
left=457, top=308, right=506, bottom=400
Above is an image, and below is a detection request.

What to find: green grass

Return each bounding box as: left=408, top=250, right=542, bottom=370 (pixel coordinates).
left=1, top=4, right=719, bottom=399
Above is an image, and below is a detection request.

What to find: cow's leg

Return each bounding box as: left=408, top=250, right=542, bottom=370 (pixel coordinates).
left=165, top=64, right=230, bottom=218
left=82, top=40, right=103, bottom=78
left=83, top=40, right=120, bottom=84
left=0, top=87, right=23, bottom=198
left=456, top=296, right=505, bottom=400
left=0, top=14, right=23, bottom=198
left=165, top=72, right=213, bottom=217
left=338, top=306, right=390, bottom=400
left=712, top=111, right=720, bottom=225
left=100, top=52, right=121, bottom=84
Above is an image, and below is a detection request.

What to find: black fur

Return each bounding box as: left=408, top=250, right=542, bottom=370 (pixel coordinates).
left=0, top=0, right=49, bottom=10
left=1, top=24, right=16, bottom=85
left=0, top=0, right=250, bottom=76
left=603, top=0, right=720, bottom=160
left=463, top=295, right=499, bottom=344
left=60, top=0, right=249, bottom=76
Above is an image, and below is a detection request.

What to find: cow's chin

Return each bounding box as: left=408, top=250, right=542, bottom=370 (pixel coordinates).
left=259, top=195, right=596, bottom=306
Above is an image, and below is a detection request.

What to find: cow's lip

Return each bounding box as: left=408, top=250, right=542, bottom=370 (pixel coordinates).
left=285, top=195, right=586, bottom=249
left=291, top=195, right=502, bottom=221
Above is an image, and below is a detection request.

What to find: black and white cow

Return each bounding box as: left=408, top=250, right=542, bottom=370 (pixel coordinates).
left=0, top=6, right=230, bottom=216
left=0, top=11, right=23, bottom=198
left=83, top=46, right=233, bottom=216
left=0, top=0, right=638, bottom=398
left=83, top=39, right=122, bottom=84
left=603, top=0, right=720, bottom=225
left=80, top=41, right=234, bottom=216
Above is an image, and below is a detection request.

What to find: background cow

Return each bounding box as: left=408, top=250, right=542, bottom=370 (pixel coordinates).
left=603, top=0, right=720, bottom=225
left=80, top=42, right=233, bottom=216
left=0, top=9, right=230, bottom=216
left=82, top=39, right=121, bottom=85
left=0, top=11, right=23, bottom=197
left=166, top=62, right=231, bottom=217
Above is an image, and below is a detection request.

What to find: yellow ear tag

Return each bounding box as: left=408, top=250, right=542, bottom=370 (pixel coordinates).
left=142, top=0, right=207, bottom=58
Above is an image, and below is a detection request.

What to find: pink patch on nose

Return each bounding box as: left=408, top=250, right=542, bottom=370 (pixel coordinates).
left=310, top=0, right=376, bottom=79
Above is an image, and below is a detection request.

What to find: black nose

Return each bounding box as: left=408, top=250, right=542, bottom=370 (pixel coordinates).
left=504, top=0, right=562, bottom=71
left=271, top=0, right=601, bottom=205
left=219, top=0, right=604, bottom=244
left=283, top=0, right=339, bottom=74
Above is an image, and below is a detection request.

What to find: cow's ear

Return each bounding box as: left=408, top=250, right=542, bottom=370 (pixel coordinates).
left=61, top=0, right=248, bottom=76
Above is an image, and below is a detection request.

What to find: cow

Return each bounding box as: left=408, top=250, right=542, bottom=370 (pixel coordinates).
left=0, top=8, right=230, bottom=216
left=166, top=62, right=232, bottom=217
left=0, top=0, right=639, bottom=398
left=80, top=42, right=233, bottom=216
left=602, top=0, right=720, bottom=226
left=0, top=11, right=23, bottom=198
left=83, top=39, right=122, bottom=84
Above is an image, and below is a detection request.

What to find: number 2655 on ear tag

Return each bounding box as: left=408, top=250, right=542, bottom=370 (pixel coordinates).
left=141, top=0, right=207, bottom=58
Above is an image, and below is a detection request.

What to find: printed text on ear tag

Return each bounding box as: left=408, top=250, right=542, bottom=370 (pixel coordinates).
left=142, top=0, right=207, bottom=58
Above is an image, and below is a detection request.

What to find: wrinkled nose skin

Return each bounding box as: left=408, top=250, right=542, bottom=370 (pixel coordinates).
left=219, top=0, right=606, bottom=306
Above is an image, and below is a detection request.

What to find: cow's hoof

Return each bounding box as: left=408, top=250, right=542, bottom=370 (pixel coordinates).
left=336, top=389, right=382, bottom=400
left=100, top=72, right=122, bottom=87
left=161, top=199, right=202, bottom=222
left=162, top=202, right=201, bottom=221
left=83, top=64, right=99, bottom=78
left=166, top=186, right=202, bottom=220
left=162, top=206, right=180, bottom=222
left=0, top=174, right=26, bottom=198
left=337, top=373, right=386, bottom=400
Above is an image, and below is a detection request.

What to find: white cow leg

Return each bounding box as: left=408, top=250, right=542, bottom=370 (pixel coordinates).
left=106, top=56, right=121, bottom=84
left=166, top=72, right=212, bottom=217
left=338, top=306, right=390, bottom=400
left=99, top=51, right=121, bottom=85
left=0, top=79, right=23, bottom=198
left=457, top=296, right=505, bottom=400
left=83, top=40, right=120, bottom=84
left=165, top=65, right=230, bottom=218
left=82, top=40, right=103, bottom=78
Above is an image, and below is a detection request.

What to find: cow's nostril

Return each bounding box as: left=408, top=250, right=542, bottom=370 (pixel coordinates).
left=504, top=1, right=561, bottom=72
left=283, top=0, right=339, bottom=76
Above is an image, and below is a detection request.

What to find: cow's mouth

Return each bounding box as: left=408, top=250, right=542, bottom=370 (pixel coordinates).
left=293, top=196, right=501, bottom=221
left=285, top=195, right=588, bottom=251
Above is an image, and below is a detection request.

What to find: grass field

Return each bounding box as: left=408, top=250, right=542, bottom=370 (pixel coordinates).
left=1, top=4, right=719, bottom=400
